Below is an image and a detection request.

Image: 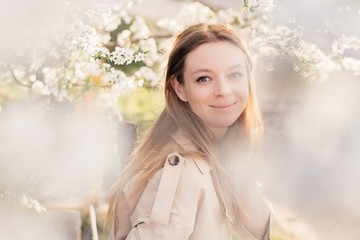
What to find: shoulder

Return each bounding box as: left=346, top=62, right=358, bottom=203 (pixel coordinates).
left=165, top=152, right=212, bottom=186
left=168, top=151, right=211, bottom=172
left=135, top=151, right=212, bottom=206
left=123, top=151, right=211, bottom=197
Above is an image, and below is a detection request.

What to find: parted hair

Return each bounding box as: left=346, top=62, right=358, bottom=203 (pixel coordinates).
left=107, top=23, right=263, bottom=233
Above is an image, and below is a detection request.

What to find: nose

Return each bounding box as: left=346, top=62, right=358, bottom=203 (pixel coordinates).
left=214, top=77, right=232, bottom=96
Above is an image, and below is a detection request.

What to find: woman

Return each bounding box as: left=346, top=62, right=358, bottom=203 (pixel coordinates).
left=108, top=23, right=272, bottom=240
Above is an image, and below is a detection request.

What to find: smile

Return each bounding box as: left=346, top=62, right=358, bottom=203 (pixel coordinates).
left=210, top=102, right=236, bottom=109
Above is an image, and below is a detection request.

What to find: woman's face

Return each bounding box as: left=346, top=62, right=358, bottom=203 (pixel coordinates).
left=172, top=41, right=249, bottom=139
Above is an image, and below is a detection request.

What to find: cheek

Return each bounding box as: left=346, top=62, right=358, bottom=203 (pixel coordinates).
left=236, top=81, right=249, bottom=99
left=243, top=86, right=250, bottom=100
left=184, top=87, right=209, bottom=104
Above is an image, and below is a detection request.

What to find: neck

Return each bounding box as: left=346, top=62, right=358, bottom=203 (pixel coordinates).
left=212, top=127, right=229, bottom=142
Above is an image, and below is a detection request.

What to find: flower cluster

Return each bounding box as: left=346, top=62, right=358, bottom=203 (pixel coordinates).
left=342, top=57, right=360, bottom=76
left=110, top=47, right=134, bottom=65
left=332, top=35, right=360, bottom=56
left=243, top=0, right=274, bottom=14
left=247, top=8, right=360, bottom=81
left=0, top=0, right=153, bottom=119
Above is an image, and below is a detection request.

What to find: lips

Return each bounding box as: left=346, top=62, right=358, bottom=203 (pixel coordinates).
left=210, top=102, right=236, bottom=108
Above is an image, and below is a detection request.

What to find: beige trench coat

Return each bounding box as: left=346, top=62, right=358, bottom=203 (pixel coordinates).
left=109, top=131, right=271, bottom=240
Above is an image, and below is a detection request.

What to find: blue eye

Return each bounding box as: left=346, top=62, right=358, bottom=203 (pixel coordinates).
left=196, top=76, right=211, bottom=83
left=229, top=72, right=243, bottom=79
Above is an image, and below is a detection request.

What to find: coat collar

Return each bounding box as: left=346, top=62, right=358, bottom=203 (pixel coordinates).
left=171, top=130, right=212, bottom=174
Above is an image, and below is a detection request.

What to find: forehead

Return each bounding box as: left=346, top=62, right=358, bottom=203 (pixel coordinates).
left=184, top=41, right=247, bottom=72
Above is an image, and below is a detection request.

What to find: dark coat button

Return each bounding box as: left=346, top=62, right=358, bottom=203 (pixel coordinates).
left=168, top=155, right=180, bottom=166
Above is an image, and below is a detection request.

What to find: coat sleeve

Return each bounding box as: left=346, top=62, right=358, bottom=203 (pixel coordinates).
left=122, top=153, right=201, bottom=240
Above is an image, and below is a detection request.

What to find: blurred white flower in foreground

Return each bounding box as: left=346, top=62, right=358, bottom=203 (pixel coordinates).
left=0, top=102, right=117, bottom=204
left=0, top=203, right=81, bottom=240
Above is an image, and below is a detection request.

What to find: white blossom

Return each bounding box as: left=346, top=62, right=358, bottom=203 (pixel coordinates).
left=56, top=89, right=69, bottom=102
left=217, top=9, right=244, bottom=24
left=245, top=0, right=274, bottom=13
left=74, top=65, right=87, bottom=80
left=105, top=16, right=121, bottom=32
left=258, top=0, right=274, bottom=14
left=342, top=57, right=360, bottom=76
left=85, top=1, right=139, bottom=31
left=332, top=35, right=360, bottom=55
left=99, top=33, right=112, bottom=44
left=157, top=18, right=183, bottom=35
left=135, top=66, right=160, bottom=87
left=75, top=61, right=102, bottom=80
left=139, top=38, right=157, bottom=53
left=12, top=68, right=26, bottom=80
left=112, top=76, right=137, bottom=94
left=130, top=16, right=150, bottom=40
left=97, top=47, right=111, bottom=58
left=250, top=23, right=342, bottom=79
left=28, top=51, right=46, bottom=72
left=117, top=30, right=132, bottom=47
left=120, top=9, right=133, bottom=24
left=110, top=47, right=134, bottom=65
left=68, top=21, right=102, bottom=57
left=259, top=45, right=279, bottom=57
left=139, top=38, right=160, bottom=66
left=103, top=68, right=127, bottom=84
left=31, top=81, right=45, bottom=94
left=102, top=63, right=111, bottom=70
left=42, top=67, right=59, bottom=96
left=134, top=52, right=145, bottom=63
left=29, top=74, right=37, bottom=83
left=291, top=40, right=337, bottom=79
left=157, top=2, right=215, bottom=34
left=87, top=3, right=120, bottom=31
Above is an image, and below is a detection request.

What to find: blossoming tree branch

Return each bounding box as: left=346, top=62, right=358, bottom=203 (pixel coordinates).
left=0, top=0, right=359, bottom=117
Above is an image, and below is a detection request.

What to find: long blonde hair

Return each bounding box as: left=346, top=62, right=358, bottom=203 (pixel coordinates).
left=107, top=23, right=263, bottom=231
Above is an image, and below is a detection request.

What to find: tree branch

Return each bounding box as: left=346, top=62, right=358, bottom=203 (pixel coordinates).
left=150, top=33, right=173, bottom=39
left=5, top=62, right=31, bottom=88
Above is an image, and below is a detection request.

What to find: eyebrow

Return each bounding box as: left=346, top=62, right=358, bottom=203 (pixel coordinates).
left=228, top=64, right=243, bottom=70
left=190, top=64, right=244, bottom=75
left=190, top=68, right=211, bottom=75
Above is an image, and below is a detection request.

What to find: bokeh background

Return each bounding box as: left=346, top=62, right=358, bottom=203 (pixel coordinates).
left=0, top=0, right=359, bottom=239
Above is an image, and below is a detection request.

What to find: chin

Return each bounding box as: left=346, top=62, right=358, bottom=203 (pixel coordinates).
left=213, top=120, right=238, bottom=128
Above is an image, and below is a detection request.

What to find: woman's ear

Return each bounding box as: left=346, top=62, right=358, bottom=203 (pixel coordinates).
left=170, top=77, right=187, bottom=102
